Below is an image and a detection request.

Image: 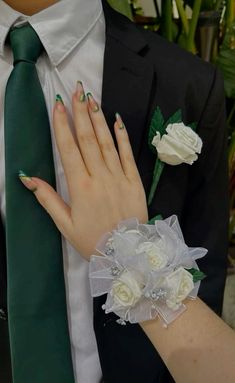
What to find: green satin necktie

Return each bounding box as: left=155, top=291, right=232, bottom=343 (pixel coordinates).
left=4, top=24, right=75, bottom=383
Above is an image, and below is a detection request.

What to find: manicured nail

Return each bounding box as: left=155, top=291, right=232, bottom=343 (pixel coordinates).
left=56, top=94, right=64, bottom=104
left=55, top=94, right=65, bottom=112
left=18, top=170, right=38, bottom=192
left=115, top=113, right=125, bottom=130
left=76, top=81, right=86, bottom=102
left=87, top=92, right=99, bottom=112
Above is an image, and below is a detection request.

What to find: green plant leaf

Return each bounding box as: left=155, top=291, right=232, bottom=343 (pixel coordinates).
left=148, top=107, right=165, bottom=153
left=107, top=0, right=133, bottom=20
left=164, top=109, right=182, bottom=128
left=186, top=268, right=206, bottom=283
left=185, top=0, right=216, bottom=11
left=217, top=22, right=235, bottom=99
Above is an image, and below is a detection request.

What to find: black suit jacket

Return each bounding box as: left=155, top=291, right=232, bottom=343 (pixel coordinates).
left=0, top=1, right=228, bottom=382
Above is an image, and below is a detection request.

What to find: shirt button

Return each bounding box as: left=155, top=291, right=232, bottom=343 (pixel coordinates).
left=0, top=308, right=7, bottom=320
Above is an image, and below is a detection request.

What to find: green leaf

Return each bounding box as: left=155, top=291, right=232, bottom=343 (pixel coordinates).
left=107, top=0, right=133, bottom=20
left=148, top=107, right=165, bottom=153
left=186, top=268, right=206, bottom=283
left=190, top=121, right=197, bottom=131
left=217, top=22, right=235, bottom=99
left=185, top=0, right=216, bottom=11
left=164, top=109, right=182, bottom=128
left=148, top=214, right=163, bottom=225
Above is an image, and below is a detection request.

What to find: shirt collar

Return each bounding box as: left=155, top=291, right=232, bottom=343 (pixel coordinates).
left=0, top=0, right=103, bottom=66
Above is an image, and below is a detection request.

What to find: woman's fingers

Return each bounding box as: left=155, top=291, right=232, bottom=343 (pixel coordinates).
left=72, top=83, right=106, bottom=175
left=114, top=114, right=140, bottom=181
left=86, top=93, right=123, bottom=175
left=53, top=97, right=89, bottom=201
left=54, top=87, right=140, bottom=190
left=18, top=174, right=73, bottom=240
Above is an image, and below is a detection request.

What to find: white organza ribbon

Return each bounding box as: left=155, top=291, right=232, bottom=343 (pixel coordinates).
left=89, top=215, right=207, bottom=326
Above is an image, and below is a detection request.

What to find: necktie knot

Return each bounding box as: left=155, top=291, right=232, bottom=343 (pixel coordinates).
left=8, top=24, right=43, bottom=66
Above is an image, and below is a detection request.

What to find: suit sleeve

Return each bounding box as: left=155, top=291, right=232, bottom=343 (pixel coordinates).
left=181, top=68, right=229, bottom=315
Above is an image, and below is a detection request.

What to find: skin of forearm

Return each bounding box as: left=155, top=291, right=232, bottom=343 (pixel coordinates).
left=3, top=0, right=58, bottom=15
left=141, top=298, right=235, bottom=383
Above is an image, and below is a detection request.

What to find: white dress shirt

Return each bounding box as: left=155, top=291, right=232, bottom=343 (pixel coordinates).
left=0, top=0, right=105, bottom=381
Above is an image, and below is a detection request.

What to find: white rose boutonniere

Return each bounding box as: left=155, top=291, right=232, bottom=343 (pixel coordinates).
left=152, top=122, right=202, bottom=166
left=148, top=107, right=202, bottom=205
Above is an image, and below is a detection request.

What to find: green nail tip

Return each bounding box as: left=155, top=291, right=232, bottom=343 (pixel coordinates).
left=56, top=94, right=64, bottom=104
left=87, top=92, right=99, bottom=112
left=18, top=170, right=29, bottom=178
left=77, top=81, right=85, bottom=102
left=115, top=113, right=125, bottom=129
left=80, top=93, right=86, bottom=102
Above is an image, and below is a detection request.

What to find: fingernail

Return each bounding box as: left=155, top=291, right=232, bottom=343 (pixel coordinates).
left=76, top=81, right=86, bottom=102
left=115, top=113, right=125, bottom=130
left=55, top=94, right=65, bottom=112
left=18, top=170, right=38, bottom=192
left=87, top=92, right=99, bottom=112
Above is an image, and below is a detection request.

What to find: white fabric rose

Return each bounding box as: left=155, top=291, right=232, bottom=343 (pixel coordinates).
left=111, top=270, right=142, bottom=308
left=152, top=122, right=202, bottom=165
left=136, top=242, right=168, bottom=270
left=165, top=267, right=194, bottom=310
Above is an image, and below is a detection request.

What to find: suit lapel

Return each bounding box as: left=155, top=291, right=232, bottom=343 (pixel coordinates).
left=101, top=0, right=155, bottom=162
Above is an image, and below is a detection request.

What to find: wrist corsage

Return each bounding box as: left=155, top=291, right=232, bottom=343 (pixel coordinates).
left=89, top=215, right=207, bottom=326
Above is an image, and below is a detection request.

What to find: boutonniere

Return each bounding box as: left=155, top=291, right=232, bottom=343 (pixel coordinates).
left=148, top=107, right=202, bottom=205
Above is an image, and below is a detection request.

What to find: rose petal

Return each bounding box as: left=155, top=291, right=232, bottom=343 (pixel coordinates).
left=166, top=123, right=202, bottom=154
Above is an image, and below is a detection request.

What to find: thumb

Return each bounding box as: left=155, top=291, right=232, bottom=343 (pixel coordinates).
left=18, top=171, right=72, bottom=240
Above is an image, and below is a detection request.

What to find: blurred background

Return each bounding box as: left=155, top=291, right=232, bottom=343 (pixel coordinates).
left=108, top=0, right=235, bottom=328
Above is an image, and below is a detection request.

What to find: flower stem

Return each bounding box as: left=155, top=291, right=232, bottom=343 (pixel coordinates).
left=226, top=0, right=234, bottom=28
left=148, top=159, right=165, bottom=206
left=215, top=0, right=223, bottom=11
left=162, top=0, right=173, bottom=42
left=175, top=0, right=189, bottom=35
left=186, top=0, right=202, bottom=53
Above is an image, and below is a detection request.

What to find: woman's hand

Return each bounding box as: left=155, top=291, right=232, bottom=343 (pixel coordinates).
left=20, top=82, right=148, bottom=259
